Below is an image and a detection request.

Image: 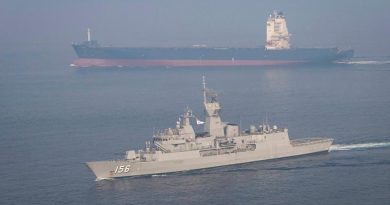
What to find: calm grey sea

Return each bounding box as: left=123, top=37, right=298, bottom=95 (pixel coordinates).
left=0, top=48, right=389, bottom=205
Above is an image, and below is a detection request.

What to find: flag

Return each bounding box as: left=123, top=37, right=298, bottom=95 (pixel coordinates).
left=196, top=118, right=205, bottom=125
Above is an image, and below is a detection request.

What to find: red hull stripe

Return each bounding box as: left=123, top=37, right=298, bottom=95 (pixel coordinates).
left=72, top=59, right=306, bottom=67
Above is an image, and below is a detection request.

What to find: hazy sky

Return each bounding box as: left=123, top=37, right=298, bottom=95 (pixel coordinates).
left=1, top=0, right=389, bottom=56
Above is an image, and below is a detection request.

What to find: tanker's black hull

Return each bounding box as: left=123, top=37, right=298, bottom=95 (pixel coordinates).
left=71, top=42, right=354, bottom=67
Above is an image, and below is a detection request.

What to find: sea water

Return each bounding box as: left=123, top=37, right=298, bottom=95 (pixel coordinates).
left=0, top=49, right=389, bottom=204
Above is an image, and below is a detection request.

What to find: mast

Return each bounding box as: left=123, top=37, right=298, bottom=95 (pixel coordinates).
left=202, top=76, right=224, bottom=137
left=87, top=28, right=91, bottom=42
left=202, top=75, right=207, bottom=104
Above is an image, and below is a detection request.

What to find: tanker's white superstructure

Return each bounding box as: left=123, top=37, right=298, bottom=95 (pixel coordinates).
left=86, top=77, right=333, bottom=180
left=266, top=11, right=291, bottom=50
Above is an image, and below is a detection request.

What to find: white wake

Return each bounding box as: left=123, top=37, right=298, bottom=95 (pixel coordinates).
left=95, top=177, right=114, bottom=181
left=330, top=142, right=390, bottom=151
left=152, top=174, right=167, bottom=177
left=339, top=60, right=390, bottom=65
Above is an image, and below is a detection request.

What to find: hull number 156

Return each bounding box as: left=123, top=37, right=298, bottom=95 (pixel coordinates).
left=114, top=165, right=130, bottom=174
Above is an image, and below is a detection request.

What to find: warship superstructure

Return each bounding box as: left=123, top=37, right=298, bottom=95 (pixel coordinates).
left=72, top=11, right=353, bottom=68
left=86, top=77, right=333, bottom=180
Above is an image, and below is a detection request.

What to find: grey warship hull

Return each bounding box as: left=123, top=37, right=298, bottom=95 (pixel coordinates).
left=87, top=138, right=332, bottom=179
left=85, top=76, right=333, bottom=180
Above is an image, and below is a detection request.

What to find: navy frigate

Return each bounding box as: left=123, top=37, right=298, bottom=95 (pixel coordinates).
left=86, top=77, right=333, bottom=180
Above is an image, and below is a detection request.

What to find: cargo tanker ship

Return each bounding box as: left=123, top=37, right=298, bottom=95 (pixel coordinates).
left=71, top=11, right=354, bottom=68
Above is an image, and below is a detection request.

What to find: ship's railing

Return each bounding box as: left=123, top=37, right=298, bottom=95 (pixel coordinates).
left=246, top=140, right=257, bottom=144
left=155, top=141, right=203, bottom=153
left=290, top=138, right=332, bottom=146
left=154, top=141, right=170, bottom=153
left=241, top=128, right=286, bottom=136
left=170, top=145, right=202, bottom=152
